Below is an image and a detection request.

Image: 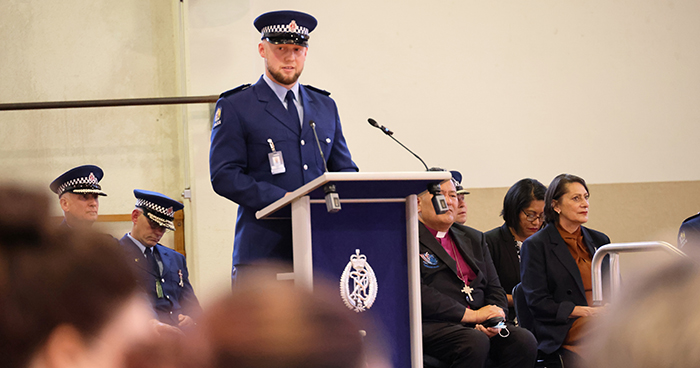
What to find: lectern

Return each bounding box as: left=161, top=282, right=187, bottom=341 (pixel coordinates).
left=257, top=171, right=451, bottom=368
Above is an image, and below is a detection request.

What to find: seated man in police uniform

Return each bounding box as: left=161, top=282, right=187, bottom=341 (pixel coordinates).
left=50, top=164, right=107, bottom=229
left=419, top=172, right=537, bottom=368
left=119, top=190, right=201, bottom=327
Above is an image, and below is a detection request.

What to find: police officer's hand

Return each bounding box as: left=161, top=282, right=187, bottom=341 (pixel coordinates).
left=178, top=314, right=195, bottom=327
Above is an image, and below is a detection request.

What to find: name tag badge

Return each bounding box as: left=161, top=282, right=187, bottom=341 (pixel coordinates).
left=269, top=151, right=286, bottom=175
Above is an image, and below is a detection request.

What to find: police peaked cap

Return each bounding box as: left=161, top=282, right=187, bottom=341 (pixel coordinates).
left=50, top=165, right=107, bottom=197
left=254, top=10, right=317, bottom=47
left=133, top=189, right=183, bottom=231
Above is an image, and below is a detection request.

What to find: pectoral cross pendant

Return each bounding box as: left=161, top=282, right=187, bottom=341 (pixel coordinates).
left=461, top=284, right=474, bottom=301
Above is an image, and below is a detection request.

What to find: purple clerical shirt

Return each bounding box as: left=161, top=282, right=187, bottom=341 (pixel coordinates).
left=425, top=225, right=476, bottom=283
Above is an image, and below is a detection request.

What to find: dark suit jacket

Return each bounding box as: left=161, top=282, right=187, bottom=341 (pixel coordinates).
left=209, top=77, right=358, bottom=269
left=520, top=223, right=610, bottom=354
left=485, top=223, right=521, bottom=322
left=119, top=234, right=201, bottom=325
left=420, top=222, right=508, bottom=324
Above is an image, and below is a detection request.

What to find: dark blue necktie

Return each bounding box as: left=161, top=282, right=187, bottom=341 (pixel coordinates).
left=145, top=247, right=160, bottom=276
left=285, top=89, right=301, bottom=130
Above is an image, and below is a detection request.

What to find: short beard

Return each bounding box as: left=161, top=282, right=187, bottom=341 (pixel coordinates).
left=268, top=65, right=303, bottom=86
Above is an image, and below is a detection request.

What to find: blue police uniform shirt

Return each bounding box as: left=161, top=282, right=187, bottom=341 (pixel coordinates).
left=127, top=233, right=163, bottom=274
left=263, top=74, right=304, bottom=126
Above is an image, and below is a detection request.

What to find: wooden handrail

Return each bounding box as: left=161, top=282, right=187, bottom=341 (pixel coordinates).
left=0, top=95, right=219, bottom=111
left=51, top=210, right=186, bottom=257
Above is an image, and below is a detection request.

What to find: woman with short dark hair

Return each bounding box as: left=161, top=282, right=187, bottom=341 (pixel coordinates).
left=520, top=174, right=610, bottom=365
left=485, top=178, right=546, bottom=323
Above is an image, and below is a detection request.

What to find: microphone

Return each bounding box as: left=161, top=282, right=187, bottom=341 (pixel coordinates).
left=367, top=118, right=428, bottom=171
left=367, top=118, right=446, bottom=214
left=309, top=120, right=329, bottom=173
left=309, top=120, right=341, bottom=213
left=368, top=118, right=393, bottom=136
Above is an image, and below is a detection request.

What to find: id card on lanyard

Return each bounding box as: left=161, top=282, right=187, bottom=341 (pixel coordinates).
left=267, top=138, right=286, bottom=175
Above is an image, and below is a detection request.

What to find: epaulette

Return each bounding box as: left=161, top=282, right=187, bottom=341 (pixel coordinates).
left=304, top=84, right=331, bottom=96
left=219, top=84, right=252, bottom=98
left=682, top=212, right=700, bottom=224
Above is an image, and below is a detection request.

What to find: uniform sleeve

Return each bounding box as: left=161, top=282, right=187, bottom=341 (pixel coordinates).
left=209, top=97, right=288, bottom=210
left=520, top=237, right=574, bottom=324
left=325, top=101, right=358, bottom=173
left=178, top=255, right=202, bottom=318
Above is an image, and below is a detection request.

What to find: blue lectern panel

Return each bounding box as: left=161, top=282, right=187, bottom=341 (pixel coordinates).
left=310, top=201, right=411, bottom=368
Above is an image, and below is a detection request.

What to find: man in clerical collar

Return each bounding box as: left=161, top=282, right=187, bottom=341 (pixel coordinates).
left=418, top=170, right=537, bottom=368
left=50, top=165, right=107, bottom=229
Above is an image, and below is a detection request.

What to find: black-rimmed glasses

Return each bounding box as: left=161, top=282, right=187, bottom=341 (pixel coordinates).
left=522, top=210, right=545, bottom=223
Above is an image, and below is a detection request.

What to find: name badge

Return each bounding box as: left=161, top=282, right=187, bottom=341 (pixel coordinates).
left=269, top=152, right=285, bottom=174
left=267, top=138, right=286, bottom=175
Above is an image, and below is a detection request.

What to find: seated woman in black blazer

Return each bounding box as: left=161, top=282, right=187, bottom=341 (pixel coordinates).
left=485, top=178, right=547, bottom=323
left=520, top=173, right=610, bottom=364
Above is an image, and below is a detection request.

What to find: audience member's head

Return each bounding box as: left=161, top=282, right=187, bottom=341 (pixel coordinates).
left=502, top=178, right=546, bottom=240
left=50, top=165, right=107, bottom=228
left=0, top=185, right=153, bottom=368
left=585, top=258, right=700, bottom=368
left=544, top=173, right=589, bottom=225
left=196, top=269, right=371, bottom=368
left=450, top=170, right=470, bottom=224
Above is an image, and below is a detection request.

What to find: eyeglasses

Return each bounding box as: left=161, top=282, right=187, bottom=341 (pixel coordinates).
left=522, top=210, right=545, bottom=223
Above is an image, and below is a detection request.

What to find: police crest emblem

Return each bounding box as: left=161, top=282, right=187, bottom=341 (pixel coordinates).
left=340, top=249, right=378, bottom=313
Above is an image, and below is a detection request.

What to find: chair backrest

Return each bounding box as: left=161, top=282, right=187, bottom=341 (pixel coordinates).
left=512, top=283, right=535, bottom=334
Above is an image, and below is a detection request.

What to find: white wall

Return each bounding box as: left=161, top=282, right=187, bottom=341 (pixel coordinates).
left=187, top=0, right=700, bottom=189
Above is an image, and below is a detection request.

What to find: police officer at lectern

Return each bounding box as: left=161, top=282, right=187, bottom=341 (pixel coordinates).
left=209, top=10, right=358, bottom=285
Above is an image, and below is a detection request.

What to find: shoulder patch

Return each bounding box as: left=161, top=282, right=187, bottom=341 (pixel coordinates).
left=212, top=106, right=223, bottom=128
left=219, top=84, right=251, bottom=98
left=304, top=84, right=331, bottom=96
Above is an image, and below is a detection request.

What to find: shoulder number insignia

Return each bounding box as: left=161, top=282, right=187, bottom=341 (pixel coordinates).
left=219, top=83, right=251, bottom=99
left=304, top=84, right=331, bottom=96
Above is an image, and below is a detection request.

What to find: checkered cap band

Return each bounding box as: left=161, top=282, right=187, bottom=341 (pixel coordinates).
left=261, top=24, right=310, bottom=37
left=57, top=173, right=102, bottom=196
